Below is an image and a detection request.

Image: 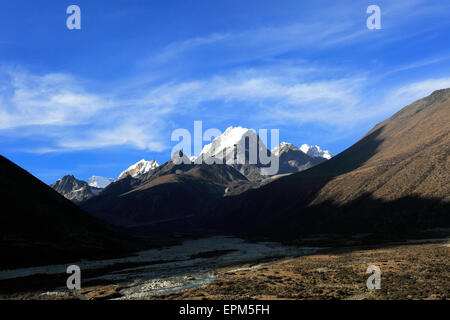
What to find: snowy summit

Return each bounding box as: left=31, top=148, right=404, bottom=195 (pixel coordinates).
left=300, top=144, right=333, bottom=160
left=199, top=126, right=263, bottom=159
left=87, top=176, right=114, bottom=189
left=271, top=142, right=299, bottom=157
left=118, top=159, right=159, bottom=180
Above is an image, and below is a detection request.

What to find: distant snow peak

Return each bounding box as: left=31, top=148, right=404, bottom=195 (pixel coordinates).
left=300, top=144, right=333, bottom=160
left=87, top=176, right=114, bottom=189
left=118, top=159, right=159, bottom=180
left=271, top=142, right=299, bottom=156
left=272, top=142, right=333, bottom=160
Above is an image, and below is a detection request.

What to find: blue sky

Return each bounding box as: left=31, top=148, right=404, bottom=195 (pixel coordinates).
left=1, top=0, right=450, bottom=184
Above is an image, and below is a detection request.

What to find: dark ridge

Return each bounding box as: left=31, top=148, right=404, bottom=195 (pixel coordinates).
left=0, top=155, right=142, bottom=270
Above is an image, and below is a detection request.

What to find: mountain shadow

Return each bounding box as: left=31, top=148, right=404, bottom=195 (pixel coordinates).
left=0, top=155, right=142, bottom=270
left=234, top=194, right=450, bottom=237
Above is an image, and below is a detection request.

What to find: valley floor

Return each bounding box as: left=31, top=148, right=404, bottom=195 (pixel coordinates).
left=156, top=240, right=449, bottom=300
left=1, top=238, right=448, bottom=300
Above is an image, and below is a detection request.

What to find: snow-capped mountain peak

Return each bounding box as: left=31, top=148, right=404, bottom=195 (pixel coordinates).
left=118, top=159, right=159, bottom=180
left=199, top=126, right=263, bottom=159
left=271, top=142, right=299, bottom=156
left=87, top=176, right=114, bottom=189
left=300, top=144, right=333, bottom=160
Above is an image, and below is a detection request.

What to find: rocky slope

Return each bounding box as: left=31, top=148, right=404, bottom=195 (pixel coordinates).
left=51, top=175, right=102, bottom=203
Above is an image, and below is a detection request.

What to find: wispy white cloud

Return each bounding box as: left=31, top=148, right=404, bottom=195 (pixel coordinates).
left=380, top=56, right=450, bottom=78
left=126, top=66, right=366, bottom=128
left=0, top=70, right=114, bottom=129
left=54, top=119, right=167, bottom=152
left=141, top=0, right=450, bottom=74
left=154, top=33, right=232, bottom=63
left=3, top=0, right=450, bottom=158
left=145, top=22, right=355, bottom=69
left=343, top=77, right=450, bottom=126
left=0, top=68, right=171, bottom=153
left=386, top=78, right=450, bottom=107
left=3, top=63, right=449, bottom=156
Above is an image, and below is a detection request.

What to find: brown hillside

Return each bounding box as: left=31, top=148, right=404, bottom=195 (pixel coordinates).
left=312, top=88, right=450, bottom=205
left=206, top=89, right=450, bottom=234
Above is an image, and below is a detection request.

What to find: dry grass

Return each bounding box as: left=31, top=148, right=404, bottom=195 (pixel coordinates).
left=152, top=241, right=449, bottom=300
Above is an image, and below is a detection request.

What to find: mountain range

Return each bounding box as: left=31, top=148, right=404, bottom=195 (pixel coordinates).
left=51, top=134, right=331, bottom=206
left=69, top=131, right=331, bottom=230
left=1, top=89, right=448, bottom=270
left=50, top=160, right=159, bottom=203
left=203, top=89, right=450, bottom=236
left=51, top=86, right=450, bottom=237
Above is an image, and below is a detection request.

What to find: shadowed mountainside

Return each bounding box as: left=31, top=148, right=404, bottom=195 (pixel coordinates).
left=81, top=164, right=250, bottom=229
left=203, top=89, right=450, bottom=235
left=0, top=155, right=142, bottom=269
